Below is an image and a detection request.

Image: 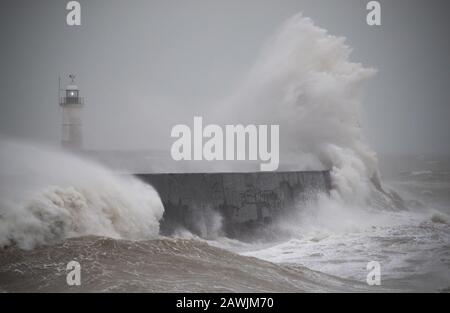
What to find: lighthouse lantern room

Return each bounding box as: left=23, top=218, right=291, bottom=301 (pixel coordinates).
left=59, top=74, right=84, bottom=151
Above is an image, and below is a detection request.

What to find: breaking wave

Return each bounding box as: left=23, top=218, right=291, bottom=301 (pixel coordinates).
left=0, top=139, right=164, bottom=249
left=217, top=13, right=385, bottom=208
left=1, top=13, right=448, bottom=293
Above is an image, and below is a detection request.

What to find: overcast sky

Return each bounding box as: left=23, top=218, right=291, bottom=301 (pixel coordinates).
left=0, top=0, right=449, bottom=155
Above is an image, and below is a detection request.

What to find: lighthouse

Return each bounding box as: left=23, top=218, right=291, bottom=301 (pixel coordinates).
left=59, top=74, right=84, bottom=151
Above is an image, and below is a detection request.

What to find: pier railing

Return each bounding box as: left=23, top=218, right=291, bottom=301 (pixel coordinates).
left=60, top=97, right=85, bottom=105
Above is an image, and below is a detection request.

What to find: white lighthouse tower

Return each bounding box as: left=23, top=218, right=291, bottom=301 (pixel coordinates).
left=59, top=74, right=84, bottom=151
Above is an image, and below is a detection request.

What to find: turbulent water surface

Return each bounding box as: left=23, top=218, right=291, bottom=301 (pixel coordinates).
left=1, top=160, right=448, bottom=292
left=0, top=236, right=375, bottom=293
left=1, top=13, right=450, bottom=293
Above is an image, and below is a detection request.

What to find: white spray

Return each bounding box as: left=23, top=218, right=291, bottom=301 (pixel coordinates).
left=0, top=139, right=164, bottom=249
left=217, top=13, right=381, bottom=208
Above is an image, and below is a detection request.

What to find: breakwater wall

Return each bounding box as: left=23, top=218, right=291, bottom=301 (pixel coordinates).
left=136, top=171, right=331, bottom=238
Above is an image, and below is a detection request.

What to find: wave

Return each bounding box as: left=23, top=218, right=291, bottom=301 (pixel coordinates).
left=0, top=139, right=164, bottom=249
left=0, top=236, right=378, bottom=292
left=0, top=14, right=394, bottom=251
left=215, top=13, right=379, bottom=206
left=1, top=13, right=447, bottom=292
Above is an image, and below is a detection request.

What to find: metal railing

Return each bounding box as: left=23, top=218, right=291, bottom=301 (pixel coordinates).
left=60, top=97, right=85, bottom=105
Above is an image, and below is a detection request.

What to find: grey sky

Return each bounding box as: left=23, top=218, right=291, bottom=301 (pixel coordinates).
left=0, top=0, right=449, bottom=155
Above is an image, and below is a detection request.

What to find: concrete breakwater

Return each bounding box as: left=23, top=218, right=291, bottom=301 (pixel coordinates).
left=136, top=171, right=332, bottom=238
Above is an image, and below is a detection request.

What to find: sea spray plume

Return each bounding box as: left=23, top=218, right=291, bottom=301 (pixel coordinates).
left=0, top=139, right=164, bottom=249
left=217, top=13, right=399, bottom=207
